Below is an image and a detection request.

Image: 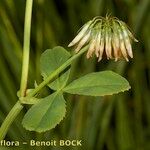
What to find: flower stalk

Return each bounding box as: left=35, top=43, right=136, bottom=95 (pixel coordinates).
left=20, top=0, right=33, bottom=97
left=0, top=0, right=33, bottom=140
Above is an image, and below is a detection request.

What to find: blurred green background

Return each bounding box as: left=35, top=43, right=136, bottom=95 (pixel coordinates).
left=0, top=0, right=150, bottom=149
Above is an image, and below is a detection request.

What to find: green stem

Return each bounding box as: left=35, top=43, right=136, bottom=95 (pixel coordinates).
left=0, top=46, right=88, bottom=140
left=27, top=46, right=88, bottom=98
left=0, top=0, right=33, bottom=140
left=0, top=102, right=23, bottom=140
left=20, top=0, right=33, bottom=97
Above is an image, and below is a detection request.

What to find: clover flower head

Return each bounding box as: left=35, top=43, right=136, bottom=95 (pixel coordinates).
left=68, top=16, right=138, bottom=62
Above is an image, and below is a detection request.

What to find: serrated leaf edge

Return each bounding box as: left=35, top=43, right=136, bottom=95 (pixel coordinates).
left=64, top=84, right=131, bottom=97
left=22, top=93, right=67, bottom=132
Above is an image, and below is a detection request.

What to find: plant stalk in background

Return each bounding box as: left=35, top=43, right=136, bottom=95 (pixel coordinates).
left=0, top=0, right=33, bottom=140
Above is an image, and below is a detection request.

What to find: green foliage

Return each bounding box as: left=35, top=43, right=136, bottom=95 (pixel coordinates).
left=40, top=46, right=71, bottom=90
left=22, top=48, right=130, bottom=133
left=64, top=71, right=130, bottom=96
left=40, top=47, right=70, bottom=75
left=22, top=92, right=66, bottom=132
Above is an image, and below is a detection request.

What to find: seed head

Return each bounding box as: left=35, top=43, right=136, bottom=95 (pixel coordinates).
left=68, top=16, right=138, bottom=62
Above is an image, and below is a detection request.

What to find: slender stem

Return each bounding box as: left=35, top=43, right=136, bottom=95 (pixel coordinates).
left=20, top=0, right=33, bottom=97
left=0, top=0, right=33, bottom=140
left=0, top=102, right=23, bottom=140
left=27, top=46, right=88, bottom=97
